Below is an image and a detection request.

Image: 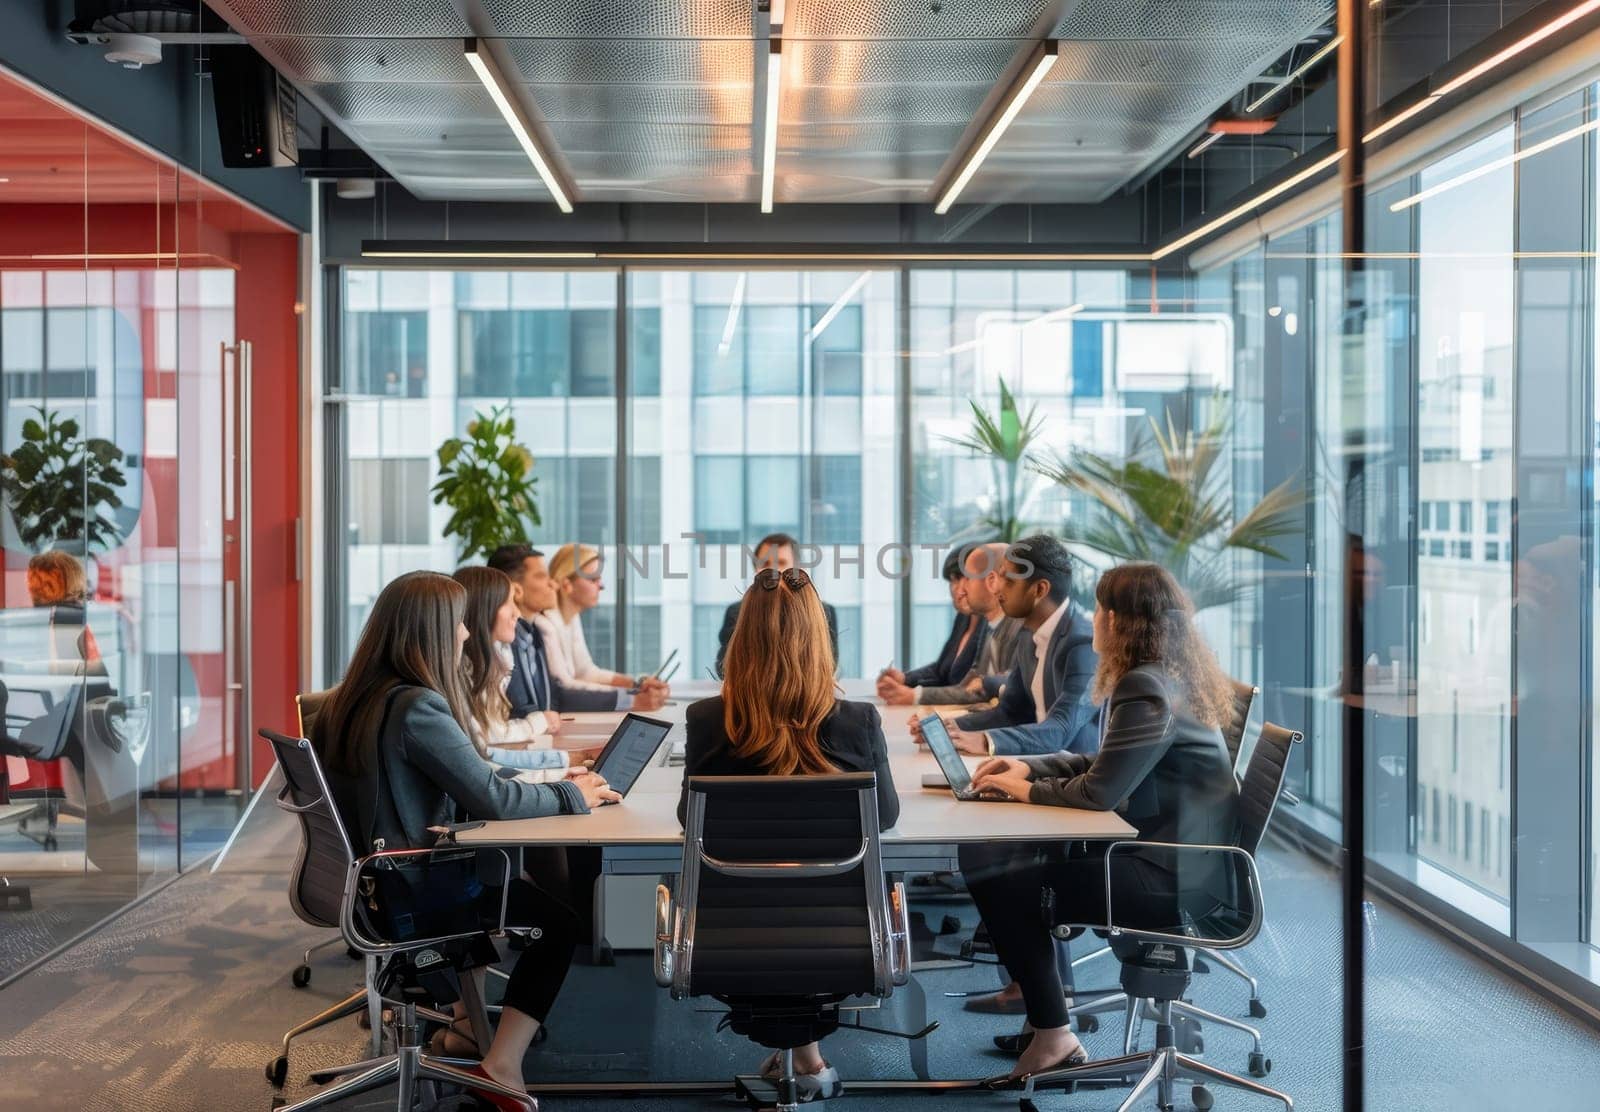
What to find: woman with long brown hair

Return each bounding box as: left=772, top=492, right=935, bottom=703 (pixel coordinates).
left=962, top=562, right=1241, bottom=1084
left=315, top=570, right=619, bottom=1111
left=677, top=565, right=897, bottom=1101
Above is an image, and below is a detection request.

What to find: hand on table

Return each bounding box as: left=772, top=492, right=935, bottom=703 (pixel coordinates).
left=543, top=710, right=563, bottom=736
left=566, top=745, right=603, bottom=767
left=876, top=676, right=915, bottom=704
left=907, top=713, right=925, bottom=742
left=945, top=724, right=990, bottom=756
left=630, top=684, right=667, bottom=712
left=971, top=757, right=1032, bottom=802
left=570, top=770, right=623, bottom=808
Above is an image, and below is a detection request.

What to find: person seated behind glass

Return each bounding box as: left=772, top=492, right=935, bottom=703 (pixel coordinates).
left=714, top=532, right=839, bottom=676
left=876, top=547, right=986, bottom=705
left=538, top=543, right=670, bottom=702
left=958, top=562, right=1241, bottom=1083
left=314, top=570, right=620, bottom=1111
left=452, top=565, right=600, bottom=781
left=679, top=564, right=897, bottom=1102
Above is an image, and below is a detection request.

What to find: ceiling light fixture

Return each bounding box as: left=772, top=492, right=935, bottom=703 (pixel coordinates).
left=1151, top=149, right=1346, bottom=261
left=761, top=39, right=783, bottom=213
left=1187, top=132, right=1223, bottom=159
left=809, top=272, right=871, bottom=341
left=463, top=37, right=574, bottom=213
left=1390, top=116, right=1600, bottom=212
left=1245, top=35, right=1344, bottom=113
left=934, top=39, right=1058, bottom=214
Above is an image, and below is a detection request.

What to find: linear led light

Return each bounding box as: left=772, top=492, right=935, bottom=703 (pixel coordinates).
left=1150, top=149, right=1346, bottom=261
left=809, top=272, right=871, bottom=341
left=1362, top=94, right=1442, bottom=142
left=935, top=39, right=1058, bottom=215
left=1187, top=131, right=1223, bottom=159
left=718, top=274, right=747, bottom=356
left=362, top=249, right=598, bottom=259
left=1390, top=116, right=1600, bottom=211
left=1435, top=0, right=1600, bottom=97
left=761, top=40, right=783, bottom=213
left=1245, top=35, right=1343, bottom=113
left=464, top=37, right=573, bottom=214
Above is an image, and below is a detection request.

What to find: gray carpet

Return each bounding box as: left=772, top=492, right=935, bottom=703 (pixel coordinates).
left=1, top=802, right=1597, bottom=1112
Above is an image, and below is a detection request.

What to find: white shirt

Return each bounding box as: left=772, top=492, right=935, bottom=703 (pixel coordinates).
left=535, top=610, right=626, bottom=704
left=1029, top=602, right=1069, bottom=724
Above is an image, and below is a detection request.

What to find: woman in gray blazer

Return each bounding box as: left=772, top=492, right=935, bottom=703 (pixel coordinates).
left=315, top=571, right=619, bottom=1112
left=961, top=563, right=1242, bottom=1084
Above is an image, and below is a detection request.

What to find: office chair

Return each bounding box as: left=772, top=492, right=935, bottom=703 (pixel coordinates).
left=272, top=838, right=530, bottom=1112
left=1034, top=722, right=1302, bottom=1106
left=284, top=691, right=352, bottom=989
left=0, top=763, right=30, bottom=911
left=1222, top=682, right=1261, bottom=772
left=654, top=773, right=915, bottom=1112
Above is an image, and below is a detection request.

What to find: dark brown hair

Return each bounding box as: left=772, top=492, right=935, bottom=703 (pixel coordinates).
left=452, top=565, right=515, bottom=752
left=315, top=571, right=475, bottom=776
left=1090, top=563, right=1234, bottom=729
left=721, top=573, right=838, bottom=776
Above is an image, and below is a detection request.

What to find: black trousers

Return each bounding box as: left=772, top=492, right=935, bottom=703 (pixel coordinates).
left=494, top=875, right=580, bottom=1023
left=962, top=841, right=1182, bottom=1030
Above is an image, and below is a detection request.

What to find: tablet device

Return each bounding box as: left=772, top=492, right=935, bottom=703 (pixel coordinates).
left=918, top=715, right=1008, bottom=802
left=589, top=713, right=674, bottom=796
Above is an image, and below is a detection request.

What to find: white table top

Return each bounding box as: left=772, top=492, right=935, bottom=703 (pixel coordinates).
left=457, top=683, right=1134, bottom=848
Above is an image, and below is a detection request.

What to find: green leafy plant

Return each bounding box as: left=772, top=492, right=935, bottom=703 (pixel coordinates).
left=0, top=406, right=127, bottom=553
left=940, top=378, right=1046, bottom=544
left=432, top=405, right=541, bottom=561
left=1033, top=407, right=1305, bottom=611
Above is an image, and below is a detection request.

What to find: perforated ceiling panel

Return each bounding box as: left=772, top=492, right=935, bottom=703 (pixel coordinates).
left=206, top=0, right=1333, bottom=206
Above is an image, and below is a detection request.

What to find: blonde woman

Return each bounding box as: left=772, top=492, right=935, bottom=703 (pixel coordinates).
left=538, top=543, right=668, bottom=706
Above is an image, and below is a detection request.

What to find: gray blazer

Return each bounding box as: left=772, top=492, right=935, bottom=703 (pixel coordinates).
left=326, top=686, right=585, bottom=852
left=916, top=615, right=1026, bottom=705
left=955, top=602, right=1099, bottom=756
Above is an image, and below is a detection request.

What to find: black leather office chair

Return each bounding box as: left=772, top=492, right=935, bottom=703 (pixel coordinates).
left=284, top=691, right=352, bottom=990
left=654, top=773, right=913, bottom=1112
left=1025, top=723, right=1302, bottom=1112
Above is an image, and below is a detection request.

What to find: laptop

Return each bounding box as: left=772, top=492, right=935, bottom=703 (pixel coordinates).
left=588, top=713, right=674, bottom=796
left=918, top=715, right=1010, bottom=802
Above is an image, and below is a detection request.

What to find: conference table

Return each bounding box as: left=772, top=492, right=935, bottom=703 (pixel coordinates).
left=455, top=680, right=1135, bottom=1101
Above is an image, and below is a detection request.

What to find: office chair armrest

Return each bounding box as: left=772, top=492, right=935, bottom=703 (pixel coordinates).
left=653, top=883, right=679, bottom=989
left=1092, top=840, right=1264, bottom=951
left=887, top=880, right=912, bottom=987
left=341, top=845, right=515, bottom=956
left=273, top=784, right=328, bottom=815
left=695, top=835, right=868, bottom=879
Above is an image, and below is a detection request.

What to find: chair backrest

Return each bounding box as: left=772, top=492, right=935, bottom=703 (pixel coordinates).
left=1222, top=681, right=1260, bottom=771
left=295, top=689, right=334, bottom=740
left=675, top=772, right=891, bottom=1000
left=262, top=727, right=355, bottom=930
left=1238, top=721, right=1302, bottom=855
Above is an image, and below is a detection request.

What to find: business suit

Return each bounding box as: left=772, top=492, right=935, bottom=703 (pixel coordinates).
left=321, top=684, right=585, bottom=1024
left=715, top=597, right=840, bottom=675
left=904, top=613, right=986, bottom=691
left=916, top=615, right=1025, bottom=705
left=955, top=602, right=1099, bottom=756
left=963, top=664, right=1241, bottom=1030
left=507, top=616, right=621, bottom=716
left=677, top=695, right=899, bottom=832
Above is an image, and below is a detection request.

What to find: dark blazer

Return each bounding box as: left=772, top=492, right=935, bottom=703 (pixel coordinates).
left=677, top=695, right=899, bottom=831
left=904, top=613, right=986, bottom=690
left=1022, top=664, right=1239, bottom=891
left=917, top=615, right=1025, bottom=704
left=324, top=686, right=585, bottom=852
left=506, top=617, right=621, bottom=715
left=715, top=597, right=840, bottom=675
left=956, top=602, right=1099, bottom=757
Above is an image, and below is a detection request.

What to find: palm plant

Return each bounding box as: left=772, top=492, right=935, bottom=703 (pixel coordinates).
left=940, top=378, right=1045, bottom=543
left=1033, top=408, right=1305, bottom=611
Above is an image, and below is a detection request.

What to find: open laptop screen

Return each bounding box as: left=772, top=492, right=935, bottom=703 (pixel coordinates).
left=918, top=715, right=973, bottom=792
left=590, top=713, right=673, bottom=795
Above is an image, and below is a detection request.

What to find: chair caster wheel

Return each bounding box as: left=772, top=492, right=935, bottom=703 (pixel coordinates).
left=291, top=965, right=312, bottom=988
left=265, top=1055, right=289, bottom=1087
left=1249, top=1052, right=1272, bottom=1077
left=940, top=914, right=962, bottom=935
left=1192, top=1084, right=1215, bottom=1110
left=1192, top=957, right=1211, bottom=974
left=1249, top=998, right=1268, bottom=1019
left=1074, top=1014, right=1099, bottom=1034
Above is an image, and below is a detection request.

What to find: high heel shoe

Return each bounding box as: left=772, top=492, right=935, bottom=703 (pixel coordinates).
left=993, top=1030, right=1033, bottom=1054
left=459, top=1064, right=538, bottom=1112
left=982, top=1042, right=1089, bottom=1090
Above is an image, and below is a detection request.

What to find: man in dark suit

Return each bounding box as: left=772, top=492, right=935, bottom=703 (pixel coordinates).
left=877, top=547, right=986, bottom=704
left=913, top=534, right=1098, bottom=757
left=714, top=532, right=838, bottom=675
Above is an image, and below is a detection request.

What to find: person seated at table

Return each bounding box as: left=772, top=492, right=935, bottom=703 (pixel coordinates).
left=958, top=562, right=1241, bottom=1083
left=714, top=532, right=839, bottom=676
left=487, top=543, right=665, bottom=715
left=679, top=564, right=897, bottom=1101
left=876, top=547, right=983, bottom=705
left=453, top=565, right=598, bottom=781
left=540, top=543, right=669, bottom=702
left=315, top=570, right=620, bottom=1112
left=910, top=535, right=1098, bottom=757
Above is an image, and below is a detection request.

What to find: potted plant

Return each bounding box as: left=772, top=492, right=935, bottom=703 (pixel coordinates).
left=0, top=406, right=128, bottom=554
left=1033, top=407, right=1305, bottom=611
left=940, top=378, right=1045, bottom=544
left=432, top=404, right=541, bottom=561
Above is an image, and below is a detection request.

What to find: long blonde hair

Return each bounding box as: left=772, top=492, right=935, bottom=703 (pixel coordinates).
left=549, top=543, right=600, bottom=589
left=721, top=571, right=837, bottom=775
left=1090, top=563, right=1235, bottom=730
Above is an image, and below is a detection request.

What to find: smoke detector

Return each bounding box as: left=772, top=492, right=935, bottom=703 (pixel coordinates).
left=103, top=32, right=162, bottom=69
